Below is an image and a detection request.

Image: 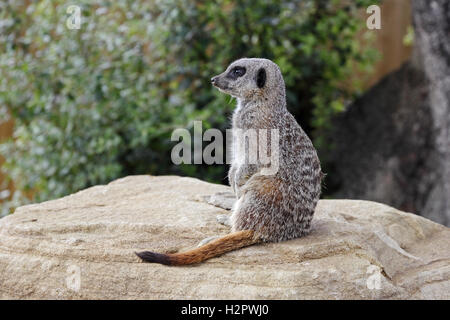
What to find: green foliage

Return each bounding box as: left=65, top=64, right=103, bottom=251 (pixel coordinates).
left=403, top=25, right=415, bottom=46
left=0, top=0, right=378, bottom=215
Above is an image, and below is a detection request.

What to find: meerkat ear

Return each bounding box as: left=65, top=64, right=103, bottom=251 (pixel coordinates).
left=256, top=68, right=266, bottom=88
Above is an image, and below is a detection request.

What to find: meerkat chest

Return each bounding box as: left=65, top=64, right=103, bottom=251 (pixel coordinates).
left=232, top=100, right=269, bottom=129
left=231, top=101, right=250, bottom=166
left=231, top=100, right=275, bottom=167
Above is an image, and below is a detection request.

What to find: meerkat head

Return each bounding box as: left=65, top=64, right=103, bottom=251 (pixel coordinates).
left=211, top=58, right=285, bottom=101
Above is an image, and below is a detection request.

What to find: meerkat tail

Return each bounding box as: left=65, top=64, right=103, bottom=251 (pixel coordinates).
left=135, top=230, right=258, bottom=266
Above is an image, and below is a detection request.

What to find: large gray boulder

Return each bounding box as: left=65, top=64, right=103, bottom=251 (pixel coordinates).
left=329, top=0, right=450, bottom=226
left=0, top=175, right=448, bottom=299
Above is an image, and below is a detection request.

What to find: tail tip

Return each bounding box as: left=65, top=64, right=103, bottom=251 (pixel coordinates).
left=135, top=251, right=172, bottom=265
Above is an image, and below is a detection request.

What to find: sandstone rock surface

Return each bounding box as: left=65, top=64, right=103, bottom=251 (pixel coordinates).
left=0, top=175, right=449, bottom=299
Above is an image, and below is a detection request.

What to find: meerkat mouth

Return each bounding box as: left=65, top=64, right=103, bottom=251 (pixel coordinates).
left=213, top=82, right=229, bottom=90
left=214, top=84, right=232, bottom=94
left=211, top=76, right=231, bottom=91
left=217, top=85, right=231, bottom=93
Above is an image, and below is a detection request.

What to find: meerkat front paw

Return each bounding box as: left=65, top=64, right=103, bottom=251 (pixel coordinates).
left=216, top=214, right=232, bottom=227
left=206, top=191, right=236, bottom=210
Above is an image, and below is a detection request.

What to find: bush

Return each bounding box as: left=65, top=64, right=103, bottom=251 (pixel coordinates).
left=0, top=0, right=378, bottom=215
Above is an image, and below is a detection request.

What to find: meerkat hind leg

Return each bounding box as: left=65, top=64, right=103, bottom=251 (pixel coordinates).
left=197, top=235, right=221, bottom=247
left=196, top=193, right=233, bottom=246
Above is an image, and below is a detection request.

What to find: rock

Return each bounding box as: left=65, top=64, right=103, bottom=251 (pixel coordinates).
left=329, top=61, right=434, bottom=219
left=0, top=175, right=449, bottom=299
left=329, top=0, right=450, bottom=226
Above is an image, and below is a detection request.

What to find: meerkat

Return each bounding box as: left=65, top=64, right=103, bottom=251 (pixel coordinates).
left=136, top=58, right=322, bottom=265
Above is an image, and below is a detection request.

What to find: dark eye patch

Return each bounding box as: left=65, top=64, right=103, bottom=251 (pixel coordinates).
left=226, top=66, right=246, bottom=79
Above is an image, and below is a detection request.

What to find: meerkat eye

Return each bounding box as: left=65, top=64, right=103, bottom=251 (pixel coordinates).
left=227, top=66, right=246, bottom=79
left=233, top=67, right=246, bottom=77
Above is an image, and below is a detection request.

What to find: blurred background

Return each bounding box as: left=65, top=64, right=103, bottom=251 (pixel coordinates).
left=1, top=0, right=448, bottom=226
